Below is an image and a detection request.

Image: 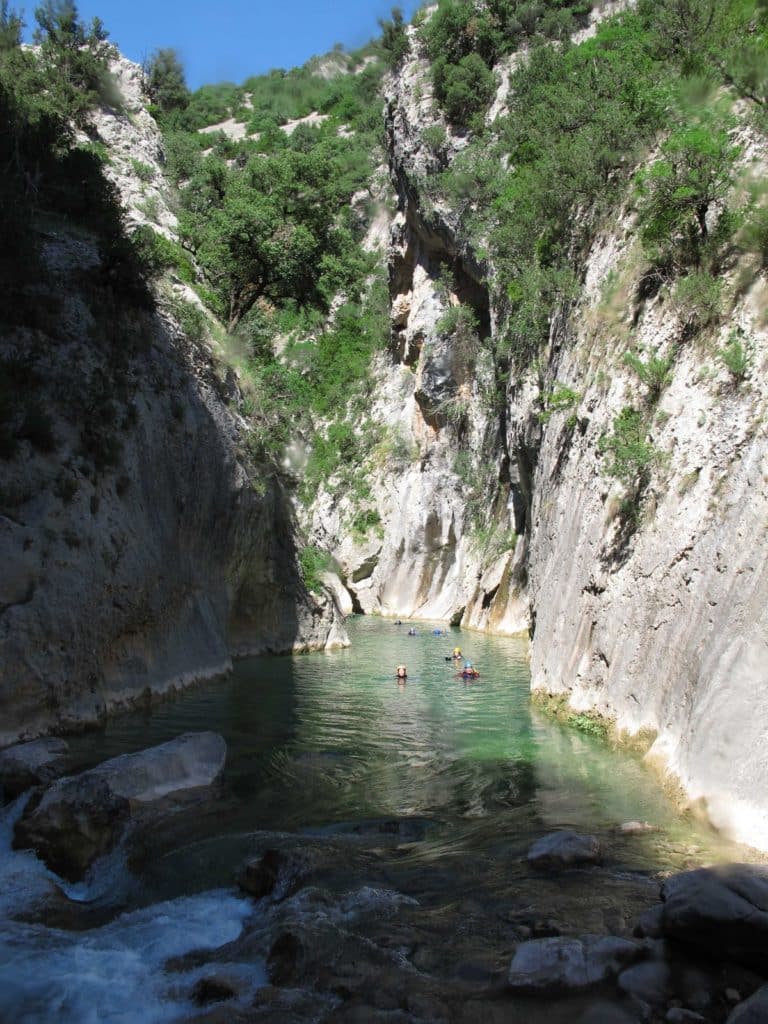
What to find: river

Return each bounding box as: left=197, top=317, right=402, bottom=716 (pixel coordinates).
left=0, top=617, right=746, bottom=1022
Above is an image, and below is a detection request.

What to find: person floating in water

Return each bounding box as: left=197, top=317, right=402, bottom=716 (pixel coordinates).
left=459, top=661, right=480, bottom=679
left=396, top=664, right=407, bottom=680
left=432, top=628, right=447, bottom=636
left=452, top=646, right=463, bottom=660
left=408, top=627, right=417, bottom=636
left=395, top=619, right=402, bottom=625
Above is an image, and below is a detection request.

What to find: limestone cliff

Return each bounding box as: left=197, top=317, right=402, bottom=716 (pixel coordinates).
left=309, top=13, right=768, bottom=850
left=0, top=58, right=345, bottom=745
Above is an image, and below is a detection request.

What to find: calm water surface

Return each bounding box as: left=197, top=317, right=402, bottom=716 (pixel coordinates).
left=0, top=617, right=740, bottom=1023
left=67, top=616, right=728, bottom=867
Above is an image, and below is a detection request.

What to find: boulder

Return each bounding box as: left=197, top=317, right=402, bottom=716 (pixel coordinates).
left=726, top=985, right=768, bottom=1023
left=507, top=935, right=642, bottom=995
left=237, top=848, right=312, bottom=901
left=14, top=732, right=226, bottom=880
left=660, top=864, right=768, bottom=968
left=0, top=737, right=69, bottom=802
left=527, top=830, right=602, bottom=869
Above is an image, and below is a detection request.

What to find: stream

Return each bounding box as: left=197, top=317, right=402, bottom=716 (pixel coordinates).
left=0, top=617, right=749, bottom=1022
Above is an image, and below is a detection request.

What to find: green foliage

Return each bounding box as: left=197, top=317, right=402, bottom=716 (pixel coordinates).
left=719, top=329, right=750, bottom=380
left=598, top=407, right=658, bottom=485
left=131, top=226, right=196, bottom=283
left=538, top=383, right=580, bottom=423
left=33, top=0, right=117, bottom=124
left=671, top=271, right=722, bottom=331
left=378, top=6, right=409, bottom=68
left=351, top=507, right=382, bottom=537
left=299, top=545, right=333, bottom=593
left=634, top=115, right=740, bottom=270
left=129, top=157, right=155, bottom=182
left=146, top=47, right=189, bottom=116
left=623, top=349, right=674, bottom=400
left=421, top=0, right=593, bottom=126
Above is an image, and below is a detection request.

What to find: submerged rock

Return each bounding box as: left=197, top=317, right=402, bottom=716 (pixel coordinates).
left=660, top=864, right=768, bottom=968
left=527, top=830, right=602, bottom=869
left=0, top=737, right=69, bottom=802
left=507, top=935, right=642, bottom=994
left=14, top=731, right=226, bottom=880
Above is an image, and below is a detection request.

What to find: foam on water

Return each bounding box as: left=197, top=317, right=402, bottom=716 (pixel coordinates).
left=0, top=890, right=258, bottom=1023
left=0, top=799, right=262, bottom=1023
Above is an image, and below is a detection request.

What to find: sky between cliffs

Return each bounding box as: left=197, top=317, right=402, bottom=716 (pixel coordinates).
left=35, top=0, right=424, bottom=89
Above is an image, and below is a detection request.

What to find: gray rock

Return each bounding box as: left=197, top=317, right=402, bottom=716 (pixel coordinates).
left=660, top=864, right=768, bottom=968
left=507, top=935, right=642, bottom=995
left=618, top=962, right=674, bottom=1005
left=726, top=985, right=768, bottom=1023
left=634, top=904, right=664, bottom=939
left=666, top=1011, right=706, bottom=1023
left=527, top=830, right=602, bottom=869
left=0, top=738, right=69, bottom=802
left=14, top=732, right=226, bottom=880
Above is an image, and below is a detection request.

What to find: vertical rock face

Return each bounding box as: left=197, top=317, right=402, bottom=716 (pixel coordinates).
left=0, top=59, right=345, bottom=746
left=307, top=26, right=528, bottom=633
left=523, top=212, right=768, bottom=848
left=310, top=19, right=768, bottom=849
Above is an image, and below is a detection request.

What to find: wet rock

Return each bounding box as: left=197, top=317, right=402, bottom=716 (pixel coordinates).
left=527, top=830, right=602, bottom=869
left=619, top=821, right=659, bottom=835
left=660, top=864, right=768, bottom=968
left=192, top=976, right=238, bottom=1006
left=14, top=732, right=226, bottom=880
left=666, top=1010, right=706, bottom=1023
left=237, top=848, right=310, bottom=900
left=507, top=935, right=642, bottom=994
left=268, top=932, right=305, bottom=986
left=726, top=985, right=768, bottom=1023
left=634, top=904, right=664, bottom=939
left=618, top=962, right=674, bottom=1005
left=0, top=738, right=69, bottom=802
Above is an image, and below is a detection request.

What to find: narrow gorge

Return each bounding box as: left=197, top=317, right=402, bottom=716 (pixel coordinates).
left=3, top=1, right=768, bottom=1020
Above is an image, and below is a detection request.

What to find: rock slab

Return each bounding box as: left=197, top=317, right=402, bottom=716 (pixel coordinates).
left=14, top=732, right=226, bottom=880
left=660, top=864, right=768, bottom=968
left=507, top=935, right=642, bottom=994
left=0, top=738, right=69, bottom=802
left=527, top=830, right=602, bottom=869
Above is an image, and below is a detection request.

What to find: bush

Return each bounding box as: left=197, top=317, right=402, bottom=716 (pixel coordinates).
left=598, top=407, right=657, bottom=486
left=623, top=349, right=673, bottom=400
left=299, top=545, right=332, bottom=593
left=671, top=272, right=722, bottom=331
left=719, top=330, right=749, bottom=380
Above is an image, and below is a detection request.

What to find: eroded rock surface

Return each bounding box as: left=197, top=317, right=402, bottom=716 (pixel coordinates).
left=0, top=738, right=69, bottom=802
left=527, top=831, right=602, bottom=870
left=14, top=732, right=226, bottom=880
left=507, top=935, right=642, bottom=995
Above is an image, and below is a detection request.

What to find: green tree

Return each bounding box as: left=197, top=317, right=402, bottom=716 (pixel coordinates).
left=635, top=118, right=740, bottom=268
left=378, top=6, right=409, bottom=68
left=146, top=47, right=189, bottom=115
left=0, top=1, right=22, bottom=51
left=33, top=0, right=115, bottom=122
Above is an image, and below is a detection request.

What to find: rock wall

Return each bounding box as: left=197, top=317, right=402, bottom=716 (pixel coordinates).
left=523, top=212, right=768, bottom=850
left=307, top=25, right=528, bottom=633
left=311, top=16, right=768, bottom=850
left=0, top=59, right=345, bottom=746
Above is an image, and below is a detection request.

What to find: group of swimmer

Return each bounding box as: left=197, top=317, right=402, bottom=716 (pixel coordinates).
left=394, top=638, right=480, bottom=682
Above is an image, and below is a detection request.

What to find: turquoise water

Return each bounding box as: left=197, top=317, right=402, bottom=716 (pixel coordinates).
left=65, top=616, right=727, bottom=872
left=1, top=616, right=741, bottom=1023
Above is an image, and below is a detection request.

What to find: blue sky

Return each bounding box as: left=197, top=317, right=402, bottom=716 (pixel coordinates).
left=23, top=1, right=424, bottom=89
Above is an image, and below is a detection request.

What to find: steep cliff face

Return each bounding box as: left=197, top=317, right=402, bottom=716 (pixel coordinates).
left=308, top=25, right=528, bottom=632
left=524, top=209, right=768, bottom=849
left=0, top=59, right=345, bottom=745
left=313, top=14, right=768, bottom=849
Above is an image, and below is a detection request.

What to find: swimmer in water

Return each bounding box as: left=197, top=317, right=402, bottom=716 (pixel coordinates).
left=396, top=664, right=407, bottom=679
